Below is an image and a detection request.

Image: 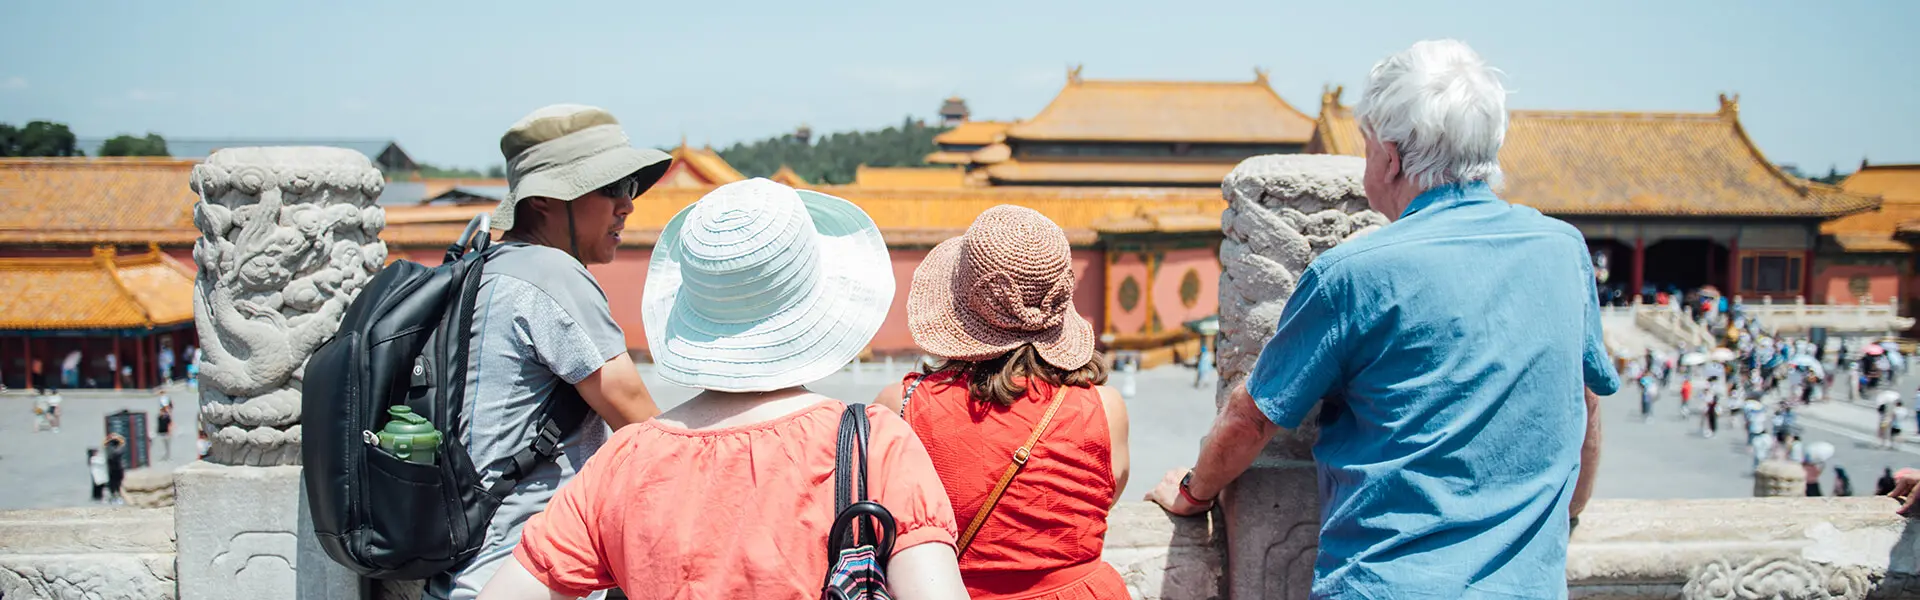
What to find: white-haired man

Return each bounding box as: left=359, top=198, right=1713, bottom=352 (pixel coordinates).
left=1148, top=40, right=1618, bottom=598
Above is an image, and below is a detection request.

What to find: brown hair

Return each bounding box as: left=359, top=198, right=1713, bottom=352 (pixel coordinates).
left=923, top=344, right=1107, bottom=407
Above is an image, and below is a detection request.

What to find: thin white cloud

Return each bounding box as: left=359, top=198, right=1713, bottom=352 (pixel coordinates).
left=2, top=76, right=25, bottom=90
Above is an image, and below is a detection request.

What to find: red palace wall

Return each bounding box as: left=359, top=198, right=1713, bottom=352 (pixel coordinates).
left=1152, top=247, right=1222, bottom=331
left=1812, top=264, right=1902, bottom=305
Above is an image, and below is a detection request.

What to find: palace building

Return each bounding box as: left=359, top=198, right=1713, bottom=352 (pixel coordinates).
left=932, top=67, right=1314, bottom=187
left=0, top=158, right=202, bottom=389
left=1310, top=89, right=1881, bottom=304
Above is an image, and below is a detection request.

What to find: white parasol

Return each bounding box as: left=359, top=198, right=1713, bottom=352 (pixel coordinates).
left=1710, top=347, right=1738, bottom=362
left=1804, top=441, right=1836, bottom=465
left=1877, top=390, right=1902, bottom=407
left=1682, top=352, right=1709, bottom=366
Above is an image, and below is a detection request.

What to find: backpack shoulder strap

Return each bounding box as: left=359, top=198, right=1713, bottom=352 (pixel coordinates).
left=956, top=385, right=1071, bottom=556
left=485, top=384, right=590, bottom=497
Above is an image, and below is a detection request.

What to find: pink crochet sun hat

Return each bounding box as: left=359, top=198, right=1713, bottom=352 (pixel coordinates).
left=908, top=205, right=1094, bottom=370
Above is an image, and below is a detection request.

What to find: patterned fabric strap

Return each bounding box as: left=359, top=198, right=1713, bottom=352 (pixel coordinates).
left=955, top=385, right=1072, bottom=556
left=900, top=373, right=927, bottom=418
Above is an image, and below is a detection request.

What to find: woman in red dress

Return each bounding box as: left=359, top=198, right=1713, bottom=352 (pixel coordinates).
left=876, top=205, right=1132, bottom=600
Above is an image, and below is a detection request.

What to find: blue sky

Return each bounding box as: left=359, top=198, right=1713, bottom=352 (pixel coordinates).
left=0, top=1, right=1912, bottom=173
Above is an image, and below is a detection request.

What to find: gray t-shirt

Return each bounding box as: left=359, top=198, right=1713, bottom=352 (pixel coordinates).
left=427, top=242, right=626, bottom=600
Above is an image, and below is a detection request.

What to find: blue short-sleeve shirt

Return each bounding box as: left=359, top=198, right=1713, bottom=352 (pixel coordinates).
left=1248, top=181, right=1618, bottom=599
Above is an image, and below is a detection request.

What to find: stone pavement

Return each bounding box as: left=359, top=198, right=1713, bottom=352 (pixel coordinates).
left=0, top=382, right=198, bottom=510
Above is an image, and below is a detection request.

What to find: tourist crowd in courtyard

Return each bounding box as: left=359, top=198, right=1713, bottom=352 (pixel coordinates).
left=1623, top=297, right=1919, bottom=499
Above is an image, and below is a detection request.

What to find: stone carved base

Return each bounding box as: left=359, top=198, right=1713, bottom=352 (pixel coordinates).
left=175, top=462, right=299, bottom=600
left=174, top=462, right=361, bottom=600
left=1756, top=460, right=1809, bottom=497
left=0, top=507, right=177, bottom=600
left=1683, top=555, right=1872, bottom=599
left=0, top=553, right=176, bottom=600
left=1103, top=501, right=1225, bottom=600
left=122, top=468, right=176, bottom=508
left=1222, top=462, right=1321, bottom=600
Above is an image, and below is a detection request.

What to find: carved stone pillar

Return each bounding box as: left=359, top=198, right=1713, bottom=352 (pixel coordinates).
left=177, top=147, right=384, bottom=600
left=1216, top=155, right=1384, bottom=599
left=1754, top=460, right=1809, bottom=497
left=190, top=147, right=388, bottom=466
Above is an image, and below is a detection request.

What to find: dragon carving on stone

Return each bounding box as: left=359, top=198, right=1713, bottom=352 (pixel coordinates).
left=190, top=147, right=387, bottom=466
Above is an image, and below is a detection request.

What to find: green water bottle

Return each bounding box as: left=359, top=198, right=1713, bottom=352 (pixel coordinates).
left=376, top=406, right=441, bottom=465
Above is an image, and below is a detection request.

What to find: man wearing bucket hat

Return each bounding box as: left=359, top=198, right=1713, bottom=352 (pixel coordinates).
left=478, top=178, right=968, bottom=599
left=426, top=104, right=673, bottom=600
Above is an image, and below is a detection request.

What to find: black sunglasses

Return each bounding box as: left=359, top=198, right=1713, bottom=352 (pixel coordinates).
left=598, top=176, right=643, bottom=200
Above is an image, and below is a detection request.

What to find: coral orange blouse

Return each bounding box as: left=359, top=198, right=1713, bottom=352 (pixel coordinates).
left=514, top=400, right=958, bottom=598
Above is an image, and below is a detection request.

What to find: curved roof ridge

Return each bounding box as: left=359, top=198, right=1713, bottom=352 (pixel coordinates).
left=1507, top=108, right=1723, bottom=121
left=94, top=247, right=157, bottom=326
left=0, top=157, right=201, bottom=167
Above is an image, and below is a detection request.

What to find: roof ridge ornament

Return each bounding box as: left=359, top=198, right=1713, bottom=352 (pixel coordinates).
left=1254, top=67, right=1270, bottom=85
left=1322, top=84, right=1345, bottom=111
left=1718, top=93, right=1740, bottom=118
left=1068, top=64, right=1084, bottom=84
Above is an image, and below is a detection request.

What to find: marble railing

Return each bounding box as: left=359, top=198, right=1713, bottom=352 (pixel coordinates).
left=8, top=499, right=1909, bottom=600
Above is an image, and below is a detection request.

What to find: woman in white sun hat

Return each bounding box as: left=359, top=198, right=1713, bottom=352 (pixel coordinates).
left=480, top=178, right=967, bottom=600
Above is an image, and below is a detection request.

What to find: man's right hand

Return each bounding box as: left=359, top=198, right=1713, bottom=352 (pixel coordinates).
left=1889, top=468, right=1920, bottom=516
left=1144, top=468, right=1212, bottom=516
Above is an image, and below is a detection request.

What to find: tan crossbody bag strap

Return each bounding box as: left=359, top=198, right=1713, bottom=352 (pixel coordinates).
left=956, top=385, right=1071, bottom=556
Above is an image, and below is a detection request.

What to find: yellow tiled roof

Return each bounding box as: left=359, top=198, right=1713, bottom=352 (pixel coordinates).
left=1841, top=164, right=1920, bottom=203
left=1310, top=95, right=1878, bottom=218
left=1824, top=164, right=1920, bottom=252
left=924, top=150, right=975, bottom=165
left=0, top=247, right=196, bottom=330
left=656, top=146, right=746, bottom=188
left=853, top=165, right=966, bottom=188
left=983, top=160, right=1236, bottom=186
left=0, top=158, right=201, bottom=245
left=769, top=165, right=809, bottom=187
left=1007, top=74, right=1314, bottom=144
left=934, top=121, right=1012, bottom=146
left=419, top=178, right=508, bottom=201
left=1306, top=86, right=1364, bottom=157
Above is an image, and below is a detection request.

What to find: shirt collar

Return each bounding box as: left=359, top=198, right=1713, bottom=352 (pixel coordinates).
left=1398, top=180, right=1496, bottom=220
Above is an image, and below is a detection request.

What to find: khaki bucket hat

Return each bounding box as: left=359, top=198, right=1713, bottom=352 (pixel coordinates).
left=493, top=104, right=672, bottom=231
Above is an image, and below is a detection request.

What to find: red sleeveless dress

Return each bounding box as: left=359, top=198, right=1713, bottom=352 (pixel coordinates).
left=901, top=371, right=1129, bottom=600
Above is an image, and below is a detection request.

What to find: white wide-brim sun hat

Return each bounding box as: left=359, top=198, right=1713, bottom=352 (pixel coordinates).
left=643, top=178, right=894, bottom=392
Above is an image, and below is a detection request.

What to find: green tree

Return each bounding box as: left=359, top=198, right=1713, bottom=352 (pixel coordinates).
left=718, top=117, right=947, bottom=184
left=97, top=133, right=170, bottom=157
left=0, top=121, right=84, bottom=157
left=485, top=164, right=506, bottom=178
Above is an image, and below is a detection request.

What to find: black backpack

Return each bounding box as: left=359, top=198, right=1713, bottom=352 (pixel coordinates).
left=302, top=214, right=589, bottom=580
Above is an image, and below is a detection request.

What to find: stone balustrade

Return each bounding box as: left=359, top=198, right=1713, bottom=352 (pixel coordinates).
left=1736, top=296, right=1914, bottom=335
left=0, top=507, right=177, bottom=599
left=1634, top=303, right=1719, bottom=350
